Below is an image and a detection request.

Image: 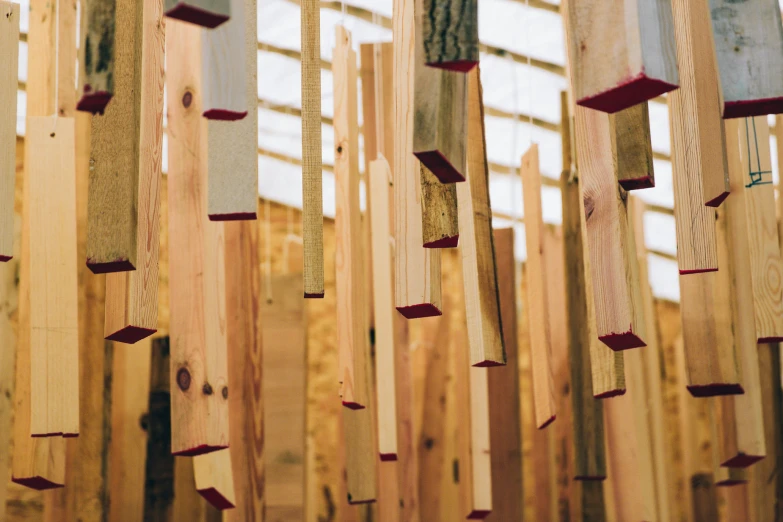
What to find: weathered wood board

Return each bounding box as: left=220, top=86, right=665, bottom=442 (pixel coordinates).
left=78, top=0, right=116, bottom=113
left=202, top=0, right=247, bottom=120
left=420, top=164, right=459, bottom=247
left=420, top=0, right=478, bottom=71
left=609, top=101, right=654, bottom=190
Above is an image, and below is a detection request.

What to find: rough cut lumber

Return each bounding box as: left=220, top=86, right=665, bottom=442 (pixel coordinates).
left=77, top=0, right=116, bottom=113
left=28, top=117, right=79, bottom=437
left=369, top=158, right=398, bottom=459
left=301, top=0, right=324, bottom=298
left=486, top=228, right=523, bottom=521
left=709, top=0, right=783, bottom=118
left=394, top=0, right=442, bottom=318
left=206, top=0, right=257, bottom=220
left=164, top=0, right=229, bottom=28
left=166, top=19, right=229, bottom=456
left=420, top=0, right=478, bottom=71
left=568, top=0, right=678, bottom=113
left=669, top=0, right=730, bottom=207
left=575, top=107, right=647, bottom=350
left=201, top=0, right=247, bottom=120
left=334, top=25, right=369, bottom=409
left=103, top=0, right=164, bottom=342
left=609, top=101, right=654, bottom=190
left=413, top=0, right=467, bottom=183
left=194, top=449, right=236, bottom=510
left=0, top=214, right=18, bottom=510
left=520, top=144, right=556, bottom=426
left=0, top=1, right=18, bottom=261
left=420, top=164, right=458, bottom=247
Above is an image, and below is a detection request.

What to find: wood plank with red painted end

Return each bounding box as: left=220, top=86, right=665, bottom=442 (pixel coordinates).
left=201, top=0, right=246, bottom=120
left=164, top=0, right=229, bottom=28
left=78, top=0, right=116, bottom=113
left=195, top=449, right=236, bottom=510
left=0, top=1, right=18, bottom=262
left=421, top=0, right=478, bottom=72
left=166, top=18, right=229, bottom=456
left=709, top=0, right=783, bottom=118
left=609, top=102, right=654, bottom=190
left=575, top=106, right=647, bottom=351
left=394, top=0, right=442, bottom=319
left=669, top=0, right=730, bottom=207
left=568, top=0, right=678, bottom=113
left=420, top=164, right=458, bottom=248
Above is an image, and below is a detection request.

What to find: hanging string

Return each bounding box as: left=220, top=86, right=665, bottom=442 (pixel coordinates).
left=264, top=197, right=273, bottom=303
left=51, top=0, right=61, bottom=135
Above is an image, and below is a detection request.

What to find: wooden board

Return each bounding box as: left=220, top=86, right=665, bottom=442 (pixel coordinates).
left=0, top=1, right=18, bottom=261
left=609, top=101, right=654, bottom=190
left=420, top=164, right=458, bottom=248
left=194, top=449, right=236, bottom=510
left=669, top=0, right=730, bottom=207
left=301, top=0, right=324, bottom=298
left=709, top=0, right=783, bottom=118
left=569, top=0, right=678, bottom=113
left=77, top=0, right=116, bottom=113
left=201, top=0, right=246, bottom=119
left=163, top=0, right=229, bottom=28
left=394, top=0, right=442, bottom=318
left=420, top=0, right=478, bottom=71
left=206, top=0, right=257, bottom=220
left=28, top=117, right=79, bottom=437
left=166, top=19, right=229, bottom=456
left=413, top=0, right=467, bottom=183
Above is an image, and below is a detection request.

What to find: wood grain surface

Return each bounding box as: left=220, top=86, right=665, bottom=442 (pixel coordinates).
left=420, top=0, right=478, bottom=71
left=78, top=0, right=116, bottom=113
left=420, top=164, right=458, bottom=247
left=609, top=101, right=654, bottom=190
left=0, top=1, right=18, bottom=261
left=202, top=0, right=247, bottom=119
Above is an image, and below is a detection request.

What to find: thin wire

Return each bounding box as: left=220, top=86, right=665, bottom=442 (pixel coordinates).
left=51, top=0, right=60, bottom=134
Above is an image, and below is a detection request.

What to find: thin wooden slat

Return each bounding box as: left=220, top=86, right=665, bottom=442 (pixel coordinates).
left=164, top=0, right=229, bottom=28
left=0, top=1, right=18, bottom=261
left=206, top=0, right=257, bottom=220
left=569, top=0, right=678, bottom=113
left=77, top=0, right=116, bottom=113
left=709, top=0, right=783, bottom=118
left=201, top=0, right=246, bottom=120
left=420, top=0, right=478, bottom=71
left=0, top=216, right=18, bottom=511
left=369, top=158, right=398, bottom=459
left=194, top=449, right=236, bottom=510
left=609, top=101, right=654, bottom=190
left=166, top=18, right=229, bottom=456
left=28, top=117, right=79, bottom=437
left=413, top=0, right=467, bottom=183
left=420, top=164, right=458, bottom=248
left=301, top=0, right=324, bottom=298
left=394, top=0, right=442, bottom=318
left=103, top=0, right=164, bottom=342
left=172, top=458, right=210, bottom=521
left=669, top=0, right=730, bottom=207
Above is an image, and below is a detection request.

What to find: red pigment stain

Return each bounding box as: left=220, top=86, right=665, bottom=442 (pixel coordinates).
left=106, top=325, right=158, bottom=344
left=12, top=475, right=64, bottom=490
left=618, top=176, right=655, bottom=191
left=473, top=359, right=506, bottom=368
left=172, top=444, right=229, bottom=457
left=724, top=96, right=783, bottom=119
left=198, top=487, right=236, bottom=510
left=341, top=401, right=367, bottom=410
left=427, top=59, right=479, bottom=73
left=380, top=453, right=398, bottom=462
left=595, top=388, right=626, bottom=399
left=758, top=336, right=783, bottom=344
left=424, top=235, right=459, bottom=248
left=577, top=71, right=678, bottom=114
left=203, top=109, right=249, bottom=121
left=208, top=212, right=257, bottom=222
left=348, top=499, right=377, bottom=505
left=413, top=150, right=466, bottom=183
left=396, top=303, right=443, bottom=319
left=467, top=509, right=492, bottom=520
left=686, top=383, right=744, bottom=397
left=0, top=255, right=12, bottom=262
left=164, top=3, right=229, bottom=28
left=538, top=414, right=556, bottom=430
left=598, top=328, right=646, bottom=350
left=304, top=292, right=325, bottom=298
left=77, top=91, right=112, bottom=115
left=679, top=267, right=719, bottom=275
left=705, top=191, right=729, bottom=208
left=721, top=453, right=764, bottom=468
left=86, top=257, right=135, bottom=274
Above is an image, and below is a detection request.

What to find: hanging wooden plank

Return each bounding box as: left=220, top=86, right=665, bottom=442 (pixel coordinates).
left=609, top=102, right=654, bottom=190
left=164, top=0, right=229, bottom=28
left=568, top=0, right=678, bottom=113
left=201, top=0, right=246, bottom=119
left=394, top=0, right=442, bottom=318
left=166, top=18, right=229, bottom=456
left=78, top=0, right=116, bottom=113
left=709, top=0, right=783, bottom=118
left=0, top=1, right=18, bottom=261
left=360, top=41, right=394, bottom=170
left=420, top=0, right=478, bottom=71
left=194, top=449, right=236, bottom=510
left=420, top=164, right=458, bottom=247
left=206, top=0, right=257, bottom=220
left=669, top=0, right=730, bottom=207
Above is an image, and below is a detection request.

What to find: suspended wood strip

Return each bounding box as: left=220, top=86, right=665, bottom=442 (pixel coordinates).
left=301, top=0, right=324, bottom=298
left=609, top=101, right=654, bottom=190
left=166, top=19, right=229, bottom=456
left=0, top=1, right=18, bottom=261
left=206, top=0, right=257, bottom=220
left=369, top=158, right=398, bottom=459
left=359, top=42, right=394, bottom=169
left=202, top=0, right=247, bottom=119
left=394, top=0, right=442, bottom=318
left=568, top=0, right=678, bottom=113
left=77, top=0, right=116, bottom=113
left=710, top=0, right=783, bottom=118
left=413, top=0, right=467, bottom=183
left=194, top=449, right=236, bottom=510
left=669, top=0, right=730, bottom=207
left=420, top=0, right=478, bottom=71
left=164, top=0, right=229, bottom=28
left=420, top=164, right=458, bottom=247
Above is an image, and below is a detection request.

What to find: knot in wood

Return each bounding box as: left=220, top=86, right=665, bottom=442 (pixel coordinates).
left=182, top=91, right=193, bottom=108
left=176, top=367, right=191, bottom=391
left=221, top=386, right=228, bottom=399
left=203, top=383, right=214, bottom=395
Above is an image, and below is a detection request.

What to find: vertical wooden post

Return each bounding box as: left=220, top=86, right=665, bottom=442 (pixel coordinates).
left=394, top=0, right=442, bottom=318
left=420, top=0, right=478, bottom=71
left=669, top=0, right=730, bottom=207
left=609, top=102, right=654, bottom=190
left=164, top=0, right=229, bottom=28
left=201, top=0, right=247, bottom=120
left=301, top=0, right=324, bottom=298
left=166, top=18, right=229, bottom=456
left=0, top=1, right=18, bottom=261
left=78, top=0, right=116, bottom=113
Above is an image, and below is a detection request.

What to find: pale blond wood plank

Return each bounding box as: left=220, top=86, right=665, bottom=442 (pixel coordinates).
left=669, top=0, right=730, bottom=207
left=194, top=449, right=236, bottom=510
left=0, top=216, right=19, bottom=511
left=301, top=0, right=324, bottom=298
left=0, top=1, right=18, bottom=261
left=164, top=0, right=229, bottom=28
left=172, top=458, right=209, bottom=522
left=710, top=0, right=783, bottom=118
left=166, top=18, right=229, bottom=456
left=393, top=0, right=442, bottom=318
left=202, top=0, right=246, bottom=119
left=420, top=0, right=478, bottom=71
left=77, top=0, right=116, bottom=113
left=420, top=164, right=458, bottom=248
left=569, top=0, right=678, bottom=113
left=609, top=101, right=654, bottom=190
left=206, top=0, right=257, bottom=220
